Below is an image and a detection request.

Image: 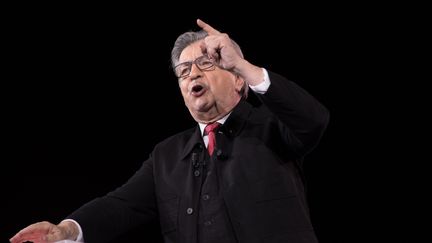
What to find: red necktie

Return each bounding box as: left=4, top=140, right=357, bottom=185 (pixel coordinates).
left=204, top=122, right=220, bottom=156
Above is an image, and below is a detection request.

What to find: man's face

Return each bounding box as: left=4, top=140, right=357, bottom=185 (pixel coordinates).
left=177, top=41, right=244, bottom=123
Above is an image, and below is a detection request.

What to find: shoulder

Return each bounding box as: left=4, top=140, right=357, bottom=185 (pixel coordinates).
left=153, top=126, right=196, bottom=152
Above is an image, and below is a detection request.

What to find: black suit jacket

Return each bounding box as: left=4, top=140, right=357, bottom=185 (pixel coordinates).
left=69, top=71, right=330, bottom=243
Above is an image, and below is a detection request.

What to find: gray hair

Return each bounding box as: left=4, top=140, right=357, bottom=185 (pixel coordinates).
left=171, top=30, right=248, bottom=99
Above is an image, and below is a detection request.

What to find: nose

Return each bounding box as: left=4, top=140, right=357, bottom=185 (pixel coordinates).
left=189, top=62, right=203, bottom=80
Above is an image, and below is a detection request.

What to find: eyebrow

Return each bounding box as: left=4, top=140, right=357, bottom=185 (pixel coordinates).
left=179, top=55, right=205, bottom=64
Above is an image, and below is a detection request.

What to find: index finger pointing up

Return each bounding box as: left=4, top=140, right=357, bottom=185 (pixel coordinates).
left=197, top=19, right=221, bottom=35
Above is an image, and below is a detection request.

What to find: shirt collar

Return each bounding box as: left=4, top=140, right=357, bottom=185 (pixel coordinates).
left=198, top=112, right=231, bottom=136
left=180, top=101, right=252, bottom=160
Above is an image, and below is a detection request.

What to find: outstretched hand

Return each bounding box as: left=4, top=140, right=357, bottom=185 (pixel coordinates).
left=197, top=19, right=244, bottom=71
left=10, top=221, right=77, bottom=243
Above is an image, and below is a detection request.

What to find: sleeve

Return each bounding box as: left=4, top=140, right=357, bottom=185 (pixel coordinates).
left=256, top=70, right=330, bottom=155
left=66, top=157, right=157, bottom=243
left=249, top=68, right=271, bottom=94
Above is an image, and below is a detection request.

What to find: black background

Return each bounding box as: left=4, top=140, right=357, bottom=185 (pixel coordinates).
left=3, top=3, right=418, bottom=243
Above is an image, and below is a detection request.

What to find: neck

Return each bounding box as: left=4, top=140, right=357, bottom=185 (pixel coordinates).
left=194, top=111, right=229, bottom=124
left=190, top=97, right=241, bottom=124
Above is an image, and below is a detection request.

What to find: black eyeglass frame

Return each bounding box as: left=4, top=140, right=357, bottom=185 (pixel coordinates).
left=174, top=55, right=216, bottom=79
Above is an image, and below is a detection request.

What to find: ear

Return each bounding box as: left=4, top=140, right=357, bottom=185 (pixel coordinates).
left=234, top=74, right=245, bottom=93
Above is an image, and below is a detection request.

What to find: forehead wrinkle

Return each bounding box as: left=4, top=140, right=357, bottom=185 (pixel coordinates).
left=179, top=41, right=204, bottom=63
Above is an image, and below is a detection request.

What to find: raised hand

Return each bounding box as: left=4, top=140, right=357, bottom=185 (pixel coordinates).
left=197, top=19, right=244, bottom=72
left=197, top=19, right=264, bottom=86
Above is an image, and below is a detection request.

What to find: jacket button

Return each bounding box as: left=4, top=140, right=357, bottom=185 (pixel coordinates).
left=216, top=150, right=222, bottom=157
left=202, top=194, right=210, bottom=201
left=194, top=170, right=201, bottom=177
left=186, top=208, right=193, bottom=215
left=204, top=220, right=212, bottom=226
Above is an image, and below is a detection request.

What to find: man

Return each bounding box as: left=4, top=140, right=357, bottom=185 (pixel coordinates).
left=10, top=19, right=329, bottom=243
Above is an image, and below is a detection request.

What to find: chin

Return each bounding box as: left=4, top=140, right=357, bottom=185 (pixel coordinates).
left=191, top=100, right=208, bottom=111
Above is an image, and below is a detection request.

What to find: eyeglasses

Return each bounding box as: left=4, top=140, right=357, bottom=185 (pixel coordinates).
left=174, top=55, right=215, bottom=79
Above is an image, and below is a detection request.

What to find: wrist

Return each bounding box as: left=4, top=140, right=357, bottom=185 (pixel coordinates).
left=233, top=59, right=264, bottom=86
left=58, top=220, right=79, bottom=240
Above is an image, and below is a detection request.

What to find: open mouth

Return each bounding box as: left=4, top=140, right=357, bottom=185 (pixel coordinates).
left=191, top=84, right=206, bottom=97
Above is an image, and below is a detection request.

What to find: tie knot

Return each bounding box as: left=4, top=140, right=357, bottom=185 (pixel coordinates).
left=204, top=122, right=220, bottom=135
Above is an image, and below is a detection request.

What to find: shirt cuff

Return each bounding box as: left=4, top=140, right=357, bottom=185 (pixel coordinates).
left=61, top=219, right=84, bottom=242
left=248, top=68, right=271, bottom=94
